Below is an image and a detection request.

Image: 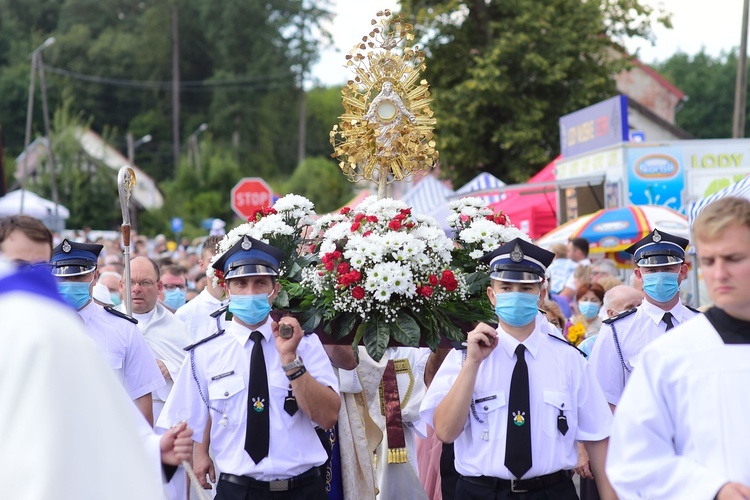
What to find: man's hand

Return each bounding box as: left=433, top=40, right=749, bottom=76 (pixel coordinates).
left=193, top=445, right=216, bottom=490
left=156, top=359, right=172, bottom=382
left=272, top=316, right=303, bottom=366
left=160, top=422, right=193, bottom=466
left=574, top=441, right=594, bottom=479
left=717, top=483, right=750, bottom=500
left=465, top=323, right=499, bottom=365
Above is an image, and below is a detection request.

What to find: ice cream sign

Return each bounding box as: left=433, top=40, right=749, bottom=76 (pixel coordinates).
left=634, top=154, right=679, bottom=179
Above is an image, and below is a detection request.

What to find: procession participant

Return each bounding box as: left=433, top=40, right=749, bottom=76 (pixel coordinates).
left=176, top=235, right=228, bottom=344
left=588, top=229, right=698, bottom=410
left=99, top=270, right=123, bottom=306
left=420, top=238, right=615, bottom=499
left=0, top=258, right=192, bottom=499
left=560, top=237, right=591, bottom=300
left=607, top=196, right=750, bottom=499
left=0, top=214, right=52, bottom=264
left=157, top=235, right=340, bottom=500
left=160, top=264, right=188, bottom=313
left=50, top=239, right=164, bottom=425
left=119, top=256, right=190, bottom=420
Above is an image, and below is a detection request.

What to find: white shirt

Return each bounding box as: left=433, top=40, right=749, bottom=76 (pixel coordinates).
left=175, top=288, right=227, bottom=344
left=588, top=299, right=698, bottom=405
left=157, top=316, right=339, bottom=481
left=78, top=301, right=165, bottom=399
left=606, top=314, right=750, bottom=499
left=564, top=257, right=591, bottom=292
left=0, top=272, right=165, bottom=499
left=420, top=317, right=612, bottom=480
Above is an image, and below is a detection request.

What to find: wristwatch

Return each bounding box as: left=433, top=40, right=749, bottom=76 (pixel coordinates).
left=282, top=356, right=304, bottom=372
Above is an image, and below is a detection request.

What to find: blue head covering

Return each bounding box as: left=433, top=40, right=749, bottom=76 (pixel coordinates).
left=625, top=229, right=688, bottom=268
left=211, top=235, right=285, bottom=279
left=50, top=239, right=103, bottom=276
left=480, top=238, right=555, bottom=283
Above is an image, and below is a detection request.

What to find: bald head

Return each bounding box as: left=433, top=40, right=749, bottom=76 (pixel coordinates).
left=122, top=256, right=162, bottom=314
left=603, top=285, right=644, bottom=318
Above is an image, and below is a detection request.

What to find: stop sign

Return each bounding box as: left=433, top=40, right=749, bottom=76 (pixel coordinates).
left=231, top=177, right=273, bottom=220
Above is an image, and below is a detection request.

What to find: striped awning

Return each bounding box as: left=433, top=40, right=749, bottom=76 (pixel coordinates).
left=455, top=172, right=506, bottom=203
left=401, top=175, right=455, bottom=215
left=688, top=175, right=750, bottom=226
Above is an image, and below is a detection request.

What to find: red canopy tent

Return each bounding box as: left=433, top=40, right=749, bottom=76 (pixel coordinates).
left=488, top=157, right=559, bottom=239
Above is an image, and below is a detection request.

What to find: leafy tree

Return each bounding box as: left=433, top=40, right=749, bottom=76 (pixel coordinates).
left=305, top=85, right=341, bottom=159
left=656, top=50, right=739, bottom=139
left=400, top=0, right=670, bottom=184
left=284, top=156, right=353, bottom=214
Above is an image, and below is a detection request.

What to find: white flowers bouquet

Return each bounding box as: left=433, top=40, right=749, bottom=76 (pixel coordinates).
left=299, top=196, right=477, bottom=360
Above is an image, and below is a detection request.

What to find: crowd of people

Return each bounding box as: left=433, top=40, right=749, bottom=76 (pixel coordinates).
left=0, top=196, right=749, bottom=500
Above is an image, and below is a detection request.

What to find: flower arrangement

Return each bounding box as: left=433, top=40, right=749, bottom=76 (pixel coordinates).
left=446, top=197, right=532, bottom=323
left=207, top=194, right=317, bottom=304
left=565, top=321, right=586, bottom=345
left=297, top=196, right=482, bottom=361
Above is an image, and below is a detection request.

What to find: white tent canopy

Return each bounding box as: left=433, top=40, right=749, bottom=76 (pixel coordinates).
left=688, top=175, right=750, bottom=226
left=455, top=172, right=506, bottom=204
left=400, top=175, right=455, bottom=230
left=0, top=190, right=70, bottom=219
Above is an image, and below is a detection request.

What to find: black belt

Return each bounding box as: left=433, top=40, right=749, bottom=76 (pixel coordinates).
left=219, top=468, right=320, bottom=492
left=460, top=470, right=570, bottom=493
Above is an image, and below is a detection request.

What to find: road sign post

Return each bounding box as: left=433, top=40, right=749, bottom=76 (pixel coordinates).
left=231, top=177, right=273, bottom=220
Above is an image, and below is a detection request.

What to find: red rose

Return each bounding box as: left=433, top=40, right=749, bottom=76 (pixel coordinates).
left=337, top=262, right=350, bottom=274
left=428, top=274, right=438, bottom=286
left=351, top=286, right=365, bottom=300
left=388, top=219, right=402, bottom=231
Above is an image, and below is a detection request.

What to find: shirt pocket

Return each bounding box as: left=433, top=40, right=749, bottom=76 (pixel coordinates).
left=470, top=391, right=506, bottom=441
left=103, top=352, right=125, bottom=380
left=542, top=390, right=576, bottom=439
left=269, top=373, right=300, bottom=421
left=207, top=375, right=245, bottom=428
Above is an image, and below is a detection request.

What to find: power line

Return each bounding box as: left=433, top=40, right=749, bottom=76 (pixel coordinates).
left=42, top=64, right=297, bottom=92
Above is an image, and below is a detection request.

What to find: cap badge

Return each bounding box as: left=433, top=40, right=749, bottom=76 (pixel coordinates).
left=241, top=236, right=252, bottom=250
left=510, top=243, right=524, bottom=263
left=652, top=230, right=662, bottom=243
left=62, top=240, right=72, bottom=253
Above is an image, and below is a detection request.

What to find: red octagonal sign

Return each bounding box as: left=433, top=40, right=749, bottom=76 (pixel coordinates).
left=231, top=177, right=273, bottom=220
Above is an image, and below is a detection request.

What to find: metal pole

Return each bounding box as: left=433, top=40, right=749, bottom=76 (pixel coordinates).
left=172, top=5, right=181, bottom=173
left=733, top=0, right=750, bottom=138
left=126, top=132, right=135, bottom=164
left=37, top=52, right=60, bottom=218
left=20, top=51, right=38, bottom=214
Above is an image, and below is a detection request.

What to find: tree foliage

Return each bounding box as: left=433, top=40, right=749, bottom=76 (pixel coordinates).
left=399, top=0, right=669, bottom=184
left=656, top=50, right=740, bottom=139
left=284, top=156, right=353, bottom=214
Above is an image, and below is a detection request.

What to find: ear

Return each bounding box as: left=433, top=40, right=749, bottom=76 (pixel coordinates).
left=634, top=267, right=643, bottom=280
left=678, top=263, right=689, bottom=281
left=486, top=285, right=496, bottom=305
left=269, top=281, right=281, bottom=301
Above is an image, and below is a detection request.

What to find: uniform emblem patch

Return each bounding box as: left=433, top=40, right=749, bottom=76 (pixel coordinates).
left=512, top=411, right=526, bottom=426
left=241, top=237, right=252, bottom=250
left=510, top=244, right=524, bottom=263
left=652, top=230, right=662, bottom=243
left=62, top=240, right=71, bottom=253
left=252, top=397, right=265, bottom=412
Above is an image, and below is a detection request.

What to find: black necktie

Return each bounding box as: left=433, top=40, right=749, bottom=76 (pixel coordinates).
left=662, top=312, right=675, bottom=331
left=245, top=330, right=269, bottom=464
left=504, top=344, right=532, bottom=479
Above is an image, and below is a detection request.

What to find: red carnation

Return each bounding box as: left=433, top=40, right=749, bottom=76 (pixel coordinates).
left=388, top=219, right=402, bottom=231
left=337, top=262, right=350, bottom=274
left=440, top=269, right=458, bottom=291
left=351, top=286, right=365, bottom=300
left=367, top=215, right=378, bottom=223
left=340, top=207, right=352, bottom=215
left=324, top=260, right=335, bottom=271
left=417, top=285, right=434, bottom=297
left=362, top=230, right=372, bottom=237
left=354, top=213, right=366, bottom=223
left=351, top=222, right=361, bottom=232
left=348, top=270, right=361, bottom=282
left=333, top=251, right=342, bottom=259
left=428, top=274, right=438, bottom=286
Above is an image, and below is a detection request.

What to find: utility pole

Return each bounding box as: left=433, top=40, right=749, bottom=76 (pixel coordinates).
left=20, top=50, right=39, bottom=214
left=172, top=4, right=181, bottom=173
left=297, top=87, right=306, bottom=166
left=37, top=51, right=60, bottom=218
left=733, top=0, right=750, bottom=138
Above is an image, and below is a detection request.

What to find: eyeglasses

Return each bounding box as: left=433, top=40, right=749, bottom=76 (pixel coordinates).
left=132, top=279, right=156, bottom=288
left=163, top=283, right=187, bottom=291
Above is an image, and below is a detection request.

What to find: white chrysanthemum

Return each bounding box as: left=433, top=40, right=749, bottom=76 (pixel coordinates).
left=274, top=194, right=315, bottom=217
left=322, top=221, right=352, bottom=242
left=396, top=238, right=427, bottom=262
left=252, top=213, right=294, bottom=238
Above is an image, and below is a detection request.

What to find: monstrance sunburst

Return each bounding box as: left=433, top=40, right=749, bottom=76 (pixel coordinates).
left=330, top=10, right=438, bottom=199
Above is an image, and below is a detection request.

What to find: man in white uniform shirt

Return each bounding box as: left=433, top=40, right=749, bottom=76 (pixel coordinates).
left=158, top=235, right=340, bottom=500
left=176, top=235, right=228, bottom=343
left=119, top=256, right=191, bottom=420
left=50, top=239, right=164, bottom=425
left=588, top=229, right=699, bottom=410
left=420, top=238, right=615, bottom=499
left=607, top=197, right=750, bottom=499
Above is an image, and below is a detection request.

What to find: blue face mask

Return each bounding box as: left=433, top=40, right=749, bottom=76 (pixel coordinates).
left=229, top=293, right=272, bottom=326
left=163, top=288, right=186, bottom=310
left=642, top=271, right=680, bottom=303
left=578, top=301, right=601, bottom=319
left=110, top=293, right=122, bottom=306
left=494, top=291, right=539, bottom=327
left=57, top=281, right=92, bottom=310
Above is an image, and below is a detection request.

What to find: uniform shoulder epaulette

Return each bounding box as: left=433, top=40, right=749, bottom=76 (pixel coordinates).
left=103, top=305, right=138, bottom=324
left=685, top=304, right=701, bottom=314
left=184, top=329, right=225, bottom=351
left=547, top=334, right=586, bottom=357
left=602, top=307, right=637, bottom=325
left=210, top=304, right=229, bottom=318
left=538, top=307, right=547, bottom=314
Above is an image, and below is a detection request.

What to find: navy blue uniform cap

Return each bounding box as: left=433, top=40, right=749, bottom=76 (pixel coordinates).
left=479, top=238, right=555, bottom=283
left=212, top=235, right=285, bottom=279
left=50, top=239, right=103, bottom=276
left=625, top=229, right=688, bottom=268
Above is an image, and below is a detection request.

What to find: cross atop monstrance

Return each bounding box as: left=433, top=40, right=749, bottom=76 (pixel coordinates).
left=330, top=10, right=438, bottom=199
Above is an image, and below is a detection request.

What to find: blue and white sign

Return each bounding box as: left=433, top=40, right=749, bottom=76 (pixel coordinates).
left=171, top=217, right=183, bottom=233
left=627, top=146, right=685, bottom=212
left=559, top=95, right=629, bottom=158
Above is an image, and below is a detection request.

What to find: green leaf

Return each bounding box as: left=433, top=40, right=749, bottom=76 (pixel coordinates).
left=391, top=311, right=421, bottom=347
left=330, top=312, right=360, bottom=341
left=273, top=289, right=290, bottom=309
left=363, top=315, right=389, bottom=362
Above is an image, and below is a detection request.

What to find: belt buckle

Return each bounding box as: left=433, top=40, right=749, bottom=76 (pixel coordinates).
left=510, top=479, right=528, bottom=493
left=269, top=479, right=289, bottom=492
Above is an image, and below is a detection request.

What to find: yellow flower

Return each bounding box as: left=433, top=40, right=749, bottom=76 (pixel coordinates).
left=566, top=322, right=586, bottom=346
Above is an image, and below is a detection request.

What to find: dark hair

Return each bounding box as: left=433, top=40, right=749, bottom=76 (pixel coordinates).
left=202, top=235, right=223, bottom=258
left=576, top=282, right=604, bottom=302
left=0, top=215, right=53, bottom=249
left=161, top=264, right=186, bottom=277
left=569, top=237, right=589, bottom=257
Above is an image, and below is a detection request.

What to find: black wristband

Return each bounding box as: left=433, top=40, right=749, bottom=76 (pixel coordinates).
left=287, top=366, right=307, bottom=381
